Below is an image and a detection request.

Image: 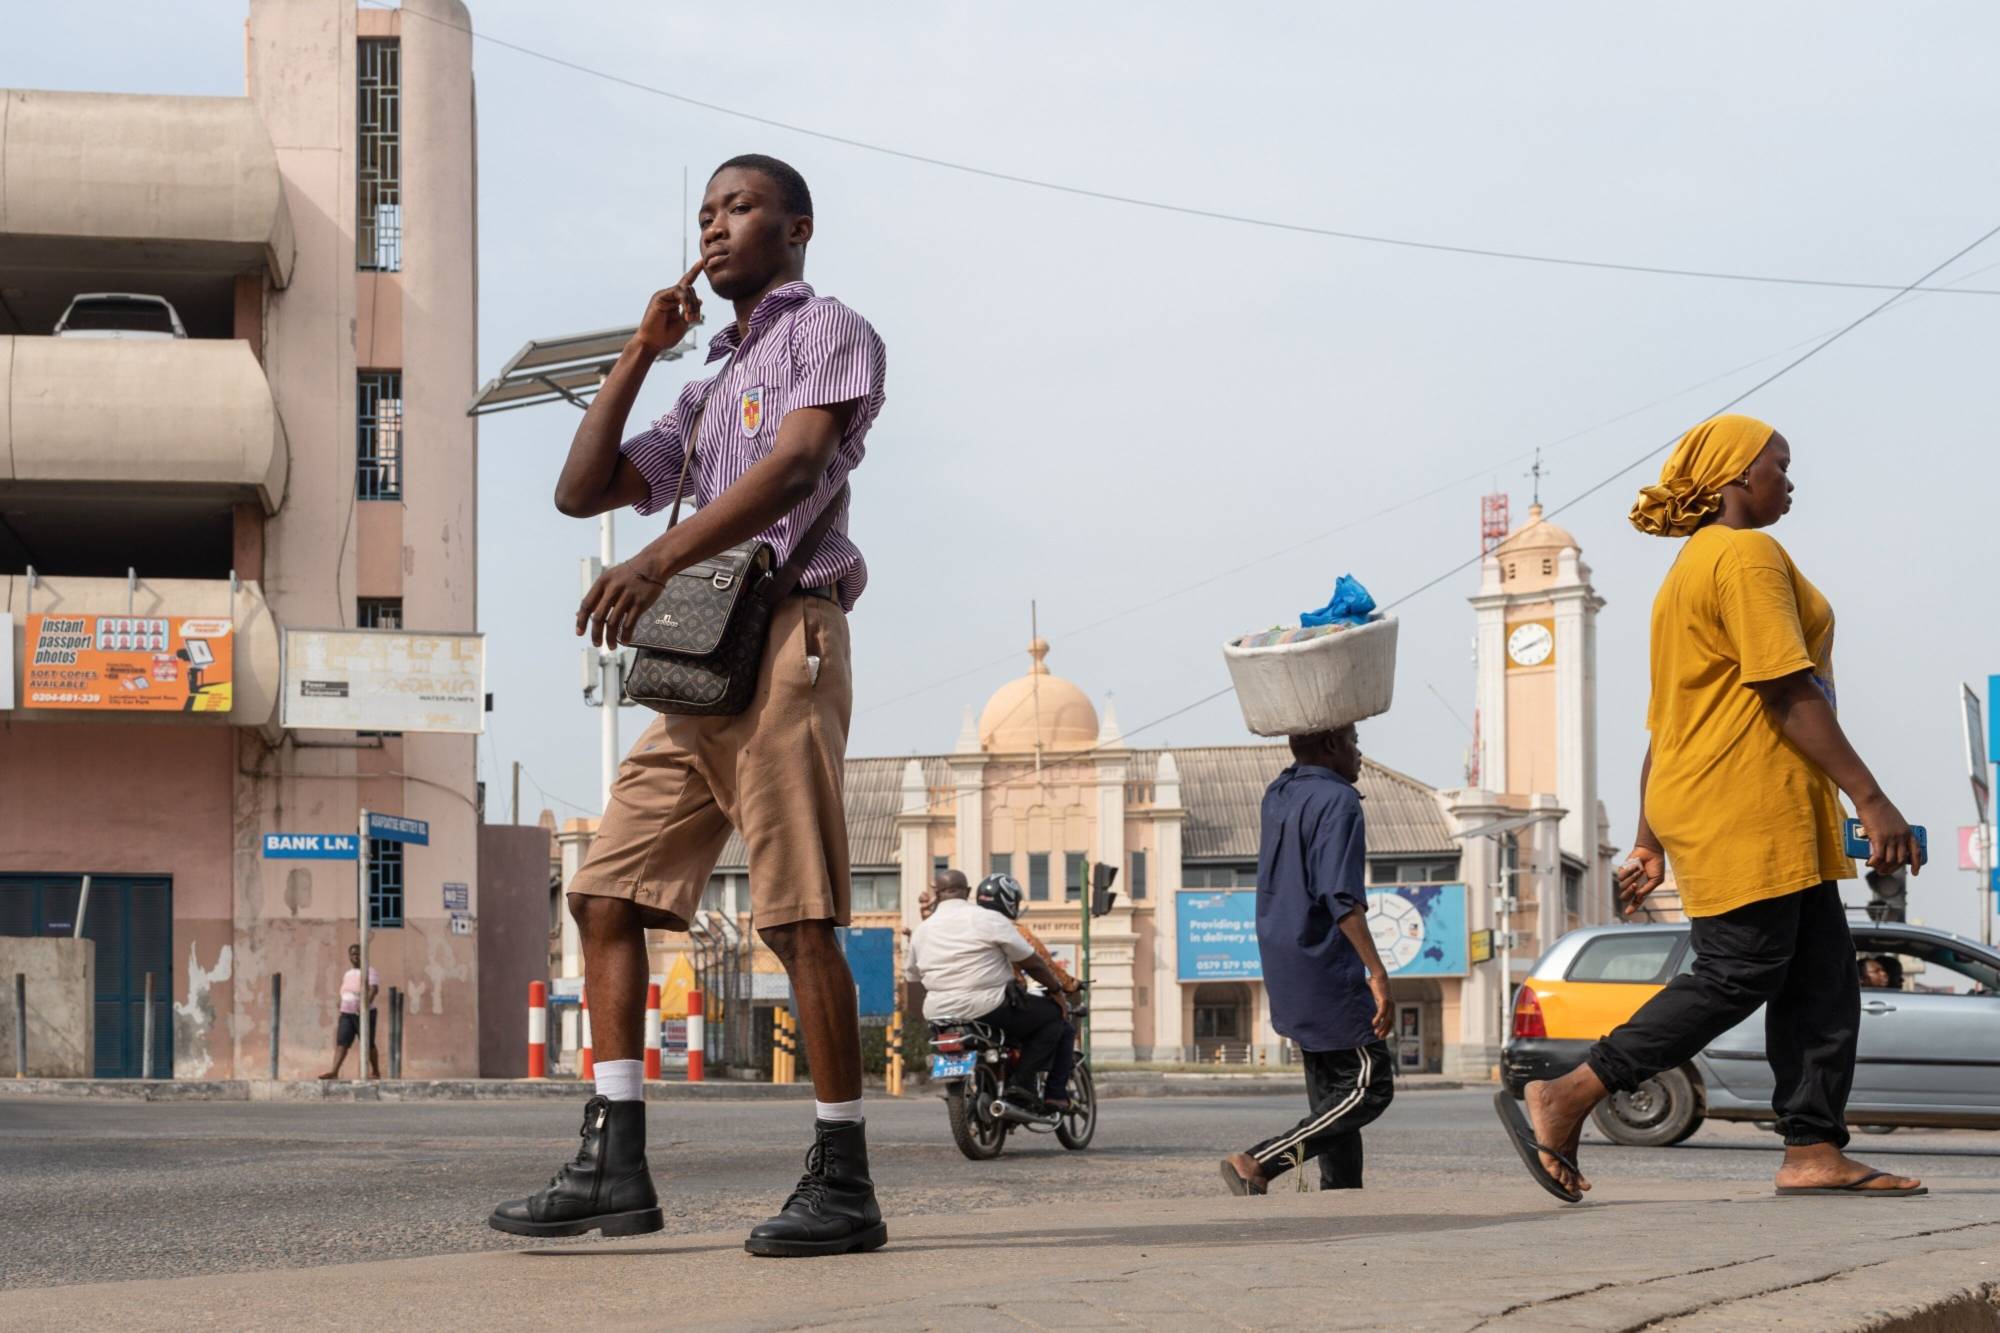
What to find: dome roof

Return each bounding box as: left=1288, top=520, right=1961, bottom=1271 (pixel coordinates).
left=1497, top=504, right=1579, bottom=555
left=979, top=638, right=1099, bottom=753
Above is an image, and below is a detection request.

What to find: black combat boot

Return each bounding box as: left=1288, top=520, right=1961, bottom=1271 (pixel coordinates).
left=488, top=1096, right=664, bottom=1238
left=744, top=1118, right=888, bottom=1257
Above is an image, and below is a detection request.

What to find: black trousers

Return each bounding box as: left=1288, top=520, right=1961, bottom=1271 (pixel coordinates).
left=1587, top=880, right=1857, bottom=1149
left=1247, top=1041, right=1395, bottom=1189
left=975, top=991, right=1074, bottom=1100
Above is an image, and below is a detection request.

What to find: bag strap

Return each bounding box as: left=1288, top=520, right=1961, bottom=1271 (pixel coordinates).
left=663, top=341, right=744, bottom=532
left=765, top=483, right=850, bottom=603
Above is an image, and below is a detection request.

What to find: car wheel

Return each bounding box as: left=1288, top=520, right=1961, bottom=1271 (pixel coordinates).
left=1590, top=1067, right=1703, bottom=1148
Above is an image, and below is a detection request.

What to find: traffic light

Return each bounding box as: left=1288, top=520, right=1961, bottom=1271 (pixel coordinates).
left=1864, top=867, right=1907, bottom=923
left=1091, top=863, right=1119, bottom=917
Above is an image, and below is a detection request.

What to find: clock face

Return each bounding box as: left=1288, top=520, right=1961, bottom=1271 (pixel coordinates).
left=1507, top=621, right=1554, bottom=668
left=1368, top=895, right=1425, bottom=970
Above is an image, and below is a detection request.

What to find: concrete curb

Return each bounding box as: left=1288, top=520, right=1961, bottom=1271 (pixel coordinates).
left=1, top=1072, right=1469, bottom=1102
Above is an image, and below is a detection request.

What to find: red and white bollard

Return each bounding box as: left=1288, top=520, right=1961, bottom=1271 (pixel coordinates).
left=686, top=989, right=705, bottom=1083
left=579, top=988, right=594, bottom=1081
left=643, top=982, right=663, bottom=1080
left=527, top=980, right=548, bottom=1079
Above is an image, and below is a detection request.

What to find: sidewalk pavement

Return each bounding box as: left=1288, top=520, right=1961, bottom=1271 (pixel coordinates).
left=6, top=1180, right=1991, bottom=1330
left=0, top=1071, right=1467, bottom=1102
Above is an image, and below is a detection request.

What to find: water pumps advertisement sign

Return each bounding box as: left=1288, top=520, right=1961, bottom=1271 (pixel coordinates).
left=23, top=614, right=233, bottom=712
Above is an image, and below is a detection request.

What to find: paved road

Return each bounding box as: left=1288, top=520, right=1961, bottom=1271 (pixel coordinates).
left=3, top=1088, right=1993, bottom=1290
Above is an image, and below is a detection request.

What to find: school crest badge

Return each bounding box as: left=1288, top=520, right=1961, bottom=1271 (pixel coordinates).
left=739, top=384, right=765, bottom=437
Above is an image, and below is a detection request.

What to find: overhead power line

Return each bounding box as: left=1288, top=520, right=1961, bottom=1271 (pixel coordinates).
left=911, top=214, right=2000, bottom=798
left=856, top=255, right=1997, bottom=720
left=385, top=2, right=2000, bottom=299
left=1379, top=217, right=2000, bottom=612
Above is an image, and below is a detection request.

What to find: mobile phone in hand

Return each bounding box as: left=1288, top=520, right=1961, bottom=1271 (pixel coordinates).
left=1843, top=819, right=1927, bottom=863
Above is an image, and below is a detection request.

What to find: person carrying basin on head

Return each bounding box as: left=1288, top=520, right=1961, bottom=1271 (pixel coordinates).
left=1496, top=413, right=1926, bottom=1204
left=1220, top=723, right=1396, bottom=1195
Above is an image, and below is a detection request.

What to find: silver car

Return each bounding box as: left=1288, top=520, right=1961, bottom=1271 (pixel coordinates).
left=1502, top=917, right=2000, bottom=1145
left=52, top=292, right=188, bottom=339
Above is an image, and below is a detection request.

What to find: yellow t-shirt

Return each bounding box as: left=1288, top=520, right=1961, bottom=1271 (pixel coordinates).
left=1644, top=526, right=1855, bottom=916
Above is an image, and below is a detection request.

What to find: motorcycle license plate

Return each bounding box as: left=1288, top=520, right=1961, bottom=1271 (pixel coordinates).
left=931, top=1052, right=977, bottom=1079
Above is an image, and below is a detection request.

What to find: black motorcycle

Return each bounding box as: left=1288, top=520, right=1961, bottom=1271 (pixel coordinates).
left=928, top=988, right=1096, bottom=1160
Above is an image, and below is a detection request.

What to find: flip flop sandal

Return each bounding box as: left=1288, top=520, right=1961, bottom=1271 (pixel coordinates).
left=1493, top=1090, right=1584, bottom=1204
left=1776, top=1169, right=1928, bottom=1198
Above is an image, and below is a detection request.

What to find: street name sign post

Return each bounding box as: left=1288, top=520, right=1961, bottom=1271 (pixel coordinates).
left=355, top=812, right=429, bottom=1082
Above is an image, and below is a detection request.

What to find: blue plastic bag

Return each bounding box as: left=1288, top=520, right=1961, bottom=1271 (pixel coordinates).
left=1300, top=574, right=1377, bottom=628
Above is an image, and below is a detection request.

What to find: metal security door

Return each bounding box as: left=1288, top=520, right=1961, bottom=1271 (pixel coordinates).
left=0, top=874, right=171, bottom=1077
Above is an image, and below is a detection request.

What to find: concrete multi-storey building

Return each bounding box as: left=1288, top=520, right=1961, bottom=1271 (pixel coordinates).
left=1, top=0, right=483, bottom=1078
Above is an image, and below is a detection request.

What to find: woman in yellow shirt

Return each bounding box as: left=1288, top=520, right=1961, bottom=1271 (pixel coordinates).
left=1497, top=414, right=1926, bottom=1203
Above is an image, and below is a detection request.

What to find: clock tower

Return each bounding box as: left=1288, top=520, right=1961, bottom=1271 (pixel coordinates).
left=1471, top=504, right=1612, bottom=922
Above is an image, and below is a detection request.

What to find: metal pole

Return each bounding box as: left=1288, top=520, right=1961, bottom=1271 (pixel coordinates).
left=269, top=973, right=282, bottom=1078
left=357, top=806, right=371, bottom=1083
left=141, top=972, right=155, bottom=1079
left=600, top=511, right=620, bottom=802
left=512, top=760, right=522, bottom=825
left=1079, top=858, right=1092, bottom=1063
left=72, top=875, right=92, bottom=940
left=389, top=987, right=403, bottom=1079
left=1497, top=838, right=1516, bottom=1052
left=1981, top=806, right=1993, bottom=950
left=14, top=973, right=27, bottom=1077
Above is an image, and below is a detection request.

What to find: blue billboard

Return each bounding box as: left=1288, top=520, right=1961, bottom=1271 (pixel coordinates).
left=1367, top=884, right=1468, bottom=977
left=1177, top=885, right=1469, bottom=982
left=1178, top=891, right=1260, bottom=981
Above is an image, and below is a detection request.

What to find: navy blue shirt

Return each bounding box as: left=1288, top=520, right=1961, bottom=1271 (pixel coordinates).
left=1256, top=764, right=1375, bottom=1052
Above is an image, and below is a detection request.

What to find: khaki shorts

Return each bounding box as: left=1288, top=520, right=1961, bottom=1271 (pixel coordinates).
left=567, top=595, right=853, bottom=931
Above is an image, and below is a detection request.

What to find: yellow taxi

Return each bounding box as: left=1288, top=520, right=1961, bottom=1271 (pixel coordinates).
left=1500, top=919, right=2000, bottom=1146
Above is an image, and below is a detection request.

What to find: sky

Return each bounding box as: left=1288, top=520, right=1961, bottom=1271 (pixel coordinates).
left=12, top=1, right=1998, bottom=942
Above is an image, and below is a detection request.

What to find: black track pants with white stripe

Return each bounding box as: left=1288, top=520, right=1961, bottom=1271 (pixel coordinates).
left=1246, top=1040, right=1395, bottom=1189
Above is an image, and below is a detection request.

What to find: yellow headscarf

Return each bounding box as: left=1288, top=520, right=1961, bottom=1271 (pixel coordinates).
left=1629, top=413, right=1777, bottom=538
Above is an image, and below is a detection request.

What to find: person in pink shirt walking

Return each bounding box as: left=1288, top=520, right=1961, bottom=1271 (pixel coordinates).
left=319, top=943, right=380, bottom=1080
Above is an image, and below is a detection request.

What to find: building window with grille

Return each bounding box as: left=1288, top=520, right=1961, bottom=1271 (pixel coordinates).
left=357, top=38, right=401, bottom=272
left=356, top=597, right=405, bottom=736
left=851, top=873, right=900, bottom=914
left=1064, top=852, right=1086, bottom=902
left=1130, top=849, right=1148, bottom=900
left=357, top=597, right=403, bottom=629
left=989, top=852, right=1013, bottom=881
left=1368, top=856, right=1463, bottom=886
left=358, top=371, right=403, bottom=500
left=1027, top=853, right=1049, bottom=901
left=368, top=839, right=404, bottom=928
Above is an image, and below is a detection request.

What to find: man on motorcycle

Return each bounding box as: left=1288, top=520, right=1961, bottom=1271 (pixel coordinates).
left=905, top=871, right=1077, bottom=1114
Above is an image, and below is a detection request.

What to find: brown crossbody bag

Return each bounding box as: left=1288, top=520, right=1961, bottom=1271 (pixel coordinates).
left=622, top=343, right=848, bottom=717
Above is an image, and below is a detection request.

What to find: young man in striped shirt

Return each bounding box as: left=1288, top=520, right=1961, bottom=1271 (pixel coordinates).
left=489, top=155, right=889, bottom=1257
left=1220, top=725, right=1397, bottom=1194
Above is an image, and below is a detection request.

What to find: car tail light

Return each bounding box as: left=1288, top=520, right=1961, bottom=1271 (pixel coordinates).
left=1510, top=985, right=1547, bottom=1040
left=935, top=1033, right=964, bottom=1053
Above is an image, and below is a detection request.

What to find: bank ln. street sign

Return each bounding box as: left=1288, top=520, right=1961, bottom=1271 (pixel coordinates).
left=366, top=813, right=430, bottom=846
left=262, top=833, right=360, bottom=860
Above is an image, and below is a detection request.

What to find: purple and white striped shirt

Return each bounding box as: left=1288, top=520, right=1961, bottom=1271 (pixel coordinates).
left=620, top=281, right=887, bottom=611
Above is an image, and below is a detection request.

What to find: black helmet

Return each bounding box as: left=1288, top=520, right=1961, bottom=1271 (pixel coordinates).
left=975, top=873, right=1024, bottom=920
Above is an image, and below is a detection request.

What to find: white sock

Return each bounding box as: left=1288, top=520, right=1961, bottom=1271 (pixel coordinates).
left=595, top=1059, right=644, bottom=1103
left=815, top=1097, right=864, bottom=1125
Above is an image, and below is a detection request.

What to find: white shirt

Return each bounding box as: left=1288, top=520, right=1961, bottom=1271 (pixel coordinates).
left=905, top=898, right=1033, bottom=1022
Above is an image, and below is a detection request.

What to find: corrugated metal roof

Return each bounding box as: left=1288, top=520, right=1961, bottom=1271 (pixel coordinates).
left=718, top=755, right=947, bottom=869
left=717, top=744, right=1454, bottom=871
left=1138, top=745, right=1457, bottom=860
